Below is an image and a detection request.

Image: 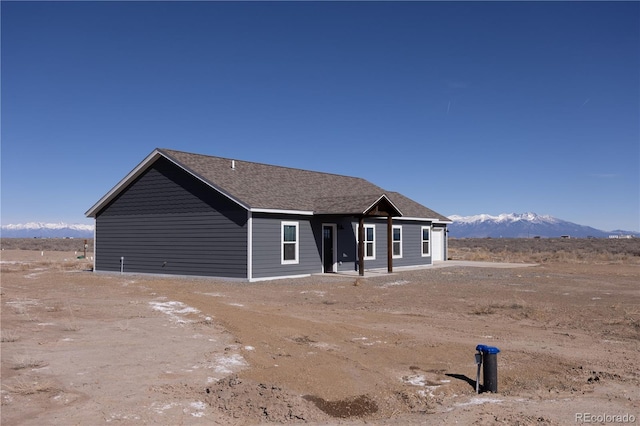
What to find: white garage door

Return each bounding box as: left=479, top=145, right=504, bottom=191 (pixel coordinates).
left=431, top=228, right=444, bottom=261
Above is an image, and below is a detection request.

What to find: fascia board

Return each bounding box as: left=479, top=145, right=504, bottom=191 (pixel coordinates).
left=373, top=216, right=453, bottom=223
left=395, top=216, right=453, bottom=223
left=250, top=208, right=314, bottom=216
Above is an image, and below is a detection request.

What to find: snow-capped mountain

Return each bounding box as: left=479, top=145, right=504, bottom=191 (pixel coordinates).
left=1, top=222, right=94, bottom=239
left=448, top=213, right=636, bottom=238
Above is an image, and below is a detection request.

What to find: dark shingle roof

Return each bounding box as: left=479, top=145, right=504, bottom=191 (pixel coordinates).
left=87, top=148, right=450, bottom=222
left=160, top=148, right=386, bottom=213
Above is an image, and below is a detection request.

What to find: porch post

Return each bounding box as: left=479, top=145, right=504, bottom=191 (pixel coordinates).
left=358, top=216, right=365, bottom=276
left=387, top=215, right=393, bottom=273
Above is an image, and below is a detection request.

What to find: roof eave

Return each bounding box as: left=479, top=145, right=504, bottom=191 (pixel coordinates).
left=392, top=216, right=453, bottom=223
left=250, top=208, right=314, bottom=216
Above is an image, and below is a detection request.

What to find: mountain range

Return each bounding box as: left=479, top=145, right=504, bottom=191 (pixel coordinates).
left=1, top=214, right=638, bottom=239
left=1, top=222, right=94, bottom=239
left=448, top=213, right=639, bottom=238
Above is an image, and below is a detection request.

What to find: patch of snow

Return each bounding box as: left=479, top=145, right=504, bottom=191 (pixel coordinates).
left=455, top=397, right=503, bottom=407
left=189, top=401, right=206, bottom=417
left=199, top=292, right=226, bottom=297
left=107, top=412, right=141, bottom=422
left=418, top=386, right=439, bottom=397
left=6, top=298, right=39, bottom=306
left=310, top=342, right=339, bottom=351
left=151, top=402, right=178, bottom=414
left=380, top=280, right=409, bottom=288
left=244, top=345, right=255, bottom=351
left=213, top=353, right=247, bottom=374
left=149, top=301, right=200, bottom=324
left=300, top=290, right=327, bottom=296
left=402, top=374, right=445, bottom=397
left=403, top=375, right=426, bottom=387
left=25, top=272, right=46, bottom=279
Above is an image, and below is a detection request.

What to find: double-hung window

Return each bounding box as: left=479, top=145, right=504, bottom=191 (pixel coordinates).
left=392, top=225, right=402, bottom=258
left=421, top=226, right=430, bottom=256
left=282, top=222, right=299, bottom=264
left=364, top=225, right=375, bottom=259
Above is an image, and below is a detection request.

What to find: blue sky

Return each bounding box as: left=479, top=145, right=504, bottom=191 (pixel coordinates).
left=2, top=1, right=639, bottom=231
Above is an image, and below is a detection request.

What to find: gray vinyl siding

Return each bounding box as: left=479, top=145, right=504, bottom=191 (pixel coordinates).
left=251, top=213, right=320, bottom=279
left=348, top=219, right=432, bottom=272
left=95, top=158, right=247, bottom=278
left=392, top=220, right=432, bottom=268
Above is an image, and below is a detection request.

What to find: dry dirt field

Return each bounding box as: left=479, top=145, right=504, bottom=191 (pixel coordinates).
left=1, top=238, right=639, bottom=425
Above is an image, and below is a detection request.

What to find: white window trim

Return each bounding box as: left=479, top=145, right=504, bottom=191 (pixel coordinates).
left=364, top=224, right=375, bottom=260
left=421, top=226, right=431, bottom=257
left=392, top=225, right=402, bottom=259
left=281, top=221, right=299, bottom=265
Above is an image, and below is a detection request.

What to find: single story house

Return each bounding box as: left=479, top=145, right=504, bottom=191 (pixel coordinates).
left=85, top=148, right=451, bottom=281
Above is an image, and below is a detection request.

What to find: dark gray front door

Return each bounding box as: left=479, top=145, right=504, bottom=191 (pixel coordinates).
left=323, top=225, right=334, bottom=273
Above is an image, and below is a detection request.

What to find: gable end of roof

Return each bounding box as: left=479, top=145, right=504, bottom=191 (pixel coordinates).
left=85, top=149, right=250, bottom=217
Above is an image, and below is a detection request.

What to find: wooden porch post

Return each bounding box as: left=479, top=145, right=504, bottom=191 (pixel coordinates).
left=387, top=215, right=393, bottom=273
left=358, top=216, right=365, bottom=276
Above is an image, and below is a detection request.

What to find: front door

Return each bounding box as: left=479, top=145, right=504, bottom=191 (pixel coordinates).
left=322, top=225, right=336, bottom=273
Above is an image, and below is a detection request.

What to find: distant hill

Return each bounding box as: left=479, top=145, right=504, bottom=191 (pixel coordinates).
left=1, top=222, right=94, bottom=239
left=448, top=213, right=639, bottom=238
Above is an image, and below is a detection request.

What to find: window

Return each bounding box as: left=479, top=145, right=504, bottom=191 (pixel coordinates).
left=392, top=225, right=402, bottom=258
left=282, top=222, right=299, bottom=264
left=364, top=225, right=375, bottom=260
left=421, top=226, right=430, bottom=256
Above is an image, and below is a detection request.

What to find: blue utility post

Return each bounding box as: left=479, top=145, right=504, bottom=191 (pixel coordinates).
left=476, top=344, right=501, bottom=393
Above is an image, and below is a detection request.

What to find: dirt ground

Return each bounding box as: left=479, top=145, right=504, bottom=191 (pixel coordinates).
left=1, top=247, right=638, bottom=425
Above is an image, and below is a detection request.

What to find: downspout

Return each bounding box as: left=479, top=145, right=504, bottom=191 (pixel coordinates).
left=387, top=215, right=393, bottom=273
left=445, top=227, right=449, bottom=261
left=93, top=218, right=97, bottom=272
left=358, top=216, right=365, bottom=276
left=247, top=211, right=253, bottom=281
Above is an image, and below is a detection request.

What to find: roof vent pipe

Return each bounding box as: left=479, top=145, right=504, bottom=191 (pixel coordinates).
left=231, top=160, right=236, bottom=170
